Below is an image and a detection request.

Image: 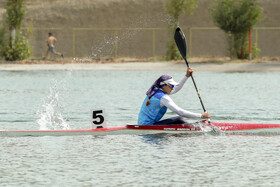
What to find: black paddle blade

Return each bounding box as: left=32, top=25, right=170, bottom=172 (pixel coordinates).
left=174, top=27, right=188, bottom=64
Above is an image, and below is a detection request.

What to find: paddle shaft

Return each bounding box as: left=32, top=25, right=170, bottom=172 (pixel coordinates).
left=186, top=60, right=215, bottom=129
left=184, top=58, right=207, bottom=113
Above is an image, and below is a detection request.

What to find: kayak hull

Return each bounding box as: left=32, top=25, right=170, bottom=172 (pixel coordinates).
left=1, top=121, right=280, bottom=137
left=0, top=127, right=205, bottom=137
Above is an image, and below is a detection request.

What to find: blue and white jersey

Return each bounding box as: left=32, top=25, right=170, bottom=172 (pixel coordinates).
left=138, top=90, right=167, bottom=125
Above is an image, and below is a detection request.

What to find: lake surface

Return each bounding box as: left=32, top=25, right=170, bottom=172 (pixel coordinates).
left=0, top=70, right=280, bottom=186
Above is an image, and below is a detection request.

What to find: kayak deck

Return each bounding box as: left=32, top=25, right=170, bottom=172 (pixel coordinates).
left=1, top=121, right=280, bottom=137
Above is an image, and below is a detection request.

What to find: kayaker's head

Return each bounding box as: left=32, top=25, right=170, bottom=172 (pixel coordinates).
left=145, top=75, right=178, bottom=105
left=160, top=77, right=178, bottom=94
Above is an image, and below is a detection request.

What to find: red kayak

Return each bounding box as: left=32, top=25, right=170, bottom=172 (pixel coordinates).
left=127, top=121, right=280, bottom=134
left=1, top=121, right=280, bottom=137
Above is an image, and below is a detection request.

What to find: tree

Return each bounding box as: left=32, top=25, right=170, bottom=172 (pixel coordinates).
left=164, top=0, right=198, bottom=60
left=209, top=0, right=263, bottom=59
left=0, top=0, right=31, bottom=61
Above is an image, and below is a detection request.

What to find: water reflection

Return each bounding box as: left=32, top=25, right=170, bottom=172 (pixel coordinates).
left=140, top=133, right=205, bottom=147
left=140, top=134, right=170, bottom=147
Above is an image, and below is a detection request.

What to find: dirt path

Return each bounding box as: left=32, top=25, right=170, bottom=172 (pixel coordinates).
left=1, top=61, right=280, bottom=72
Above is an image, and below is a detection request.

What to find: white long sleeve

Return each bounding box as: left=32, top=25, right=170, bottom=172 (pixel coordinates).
left=160, top=95, right=202, bottom=118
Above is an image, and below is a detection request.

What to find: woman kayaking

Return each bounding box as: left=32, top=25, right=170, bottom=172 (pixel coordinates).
left=138, top=68, right=210, bottom=125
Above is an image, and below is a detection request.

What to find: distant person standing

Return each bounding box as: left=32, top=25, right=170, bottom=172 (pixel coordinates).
left=45, top=33, right=64, bottom=59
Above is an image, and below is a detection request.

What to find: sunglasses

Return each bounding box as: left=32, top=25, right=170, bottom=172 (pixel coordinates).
left=169, top=85, right=174, bottom=89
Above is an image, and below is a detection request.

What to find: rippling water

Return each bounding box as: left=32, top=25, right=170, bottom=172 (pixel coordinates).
left=0, top=70, right=280, bottom=186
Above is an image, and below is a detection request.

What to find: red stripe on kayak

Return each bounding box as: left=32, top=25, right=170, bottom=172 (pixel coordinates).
left=211, top=122, right=280, bottom=131
left=127, top=122, right=280, bottom=131
left=126, top=124, right=204, bottom=131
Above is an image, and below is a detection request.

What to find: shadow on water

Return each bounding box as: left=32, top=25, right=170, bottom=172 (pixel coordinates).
left=140, top=134, right=170, bottom=146
left=139, top=133, right=208, bottom=146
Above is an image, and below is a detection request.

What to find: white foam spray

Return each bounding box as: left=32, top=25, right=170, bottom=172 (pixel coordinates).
left=37, top=80, right=70, bottom=130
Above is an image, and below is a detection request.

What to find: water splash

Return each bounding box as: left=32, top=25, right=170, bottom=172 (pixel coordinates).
left=37, top=80, right=70, bottom=130
left=193, top=121, right=224, bottom=135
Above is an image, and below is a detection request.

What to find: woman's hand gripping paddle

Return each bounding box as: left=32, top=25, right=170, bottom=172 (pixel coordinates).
left=174, top=27, right=219, bottom=133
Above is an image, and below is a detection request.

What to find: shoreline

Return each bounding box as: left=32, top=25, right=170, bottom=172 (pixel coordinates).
left=0, top=57, right=280, bottom=72
left=1, top=61, right=280, bottom=72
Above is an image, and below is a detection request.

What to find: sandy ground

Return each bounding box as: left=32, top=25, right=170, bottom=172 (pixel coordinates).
left=1, top=61, right=280, bottom=72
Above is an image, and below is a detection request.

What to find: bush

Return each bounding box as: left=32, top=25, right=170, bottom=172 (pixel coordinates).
left=0, top=27, right=7, bottom=60
left=0, top=33, right=31, bottom=61
left=209, top=0, right=263, bottom=59
left=165, top=38, right=182, bottom=60
left=164, top=0, right=198, bottom=60
left=0, top=0, right=31, bottom=61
